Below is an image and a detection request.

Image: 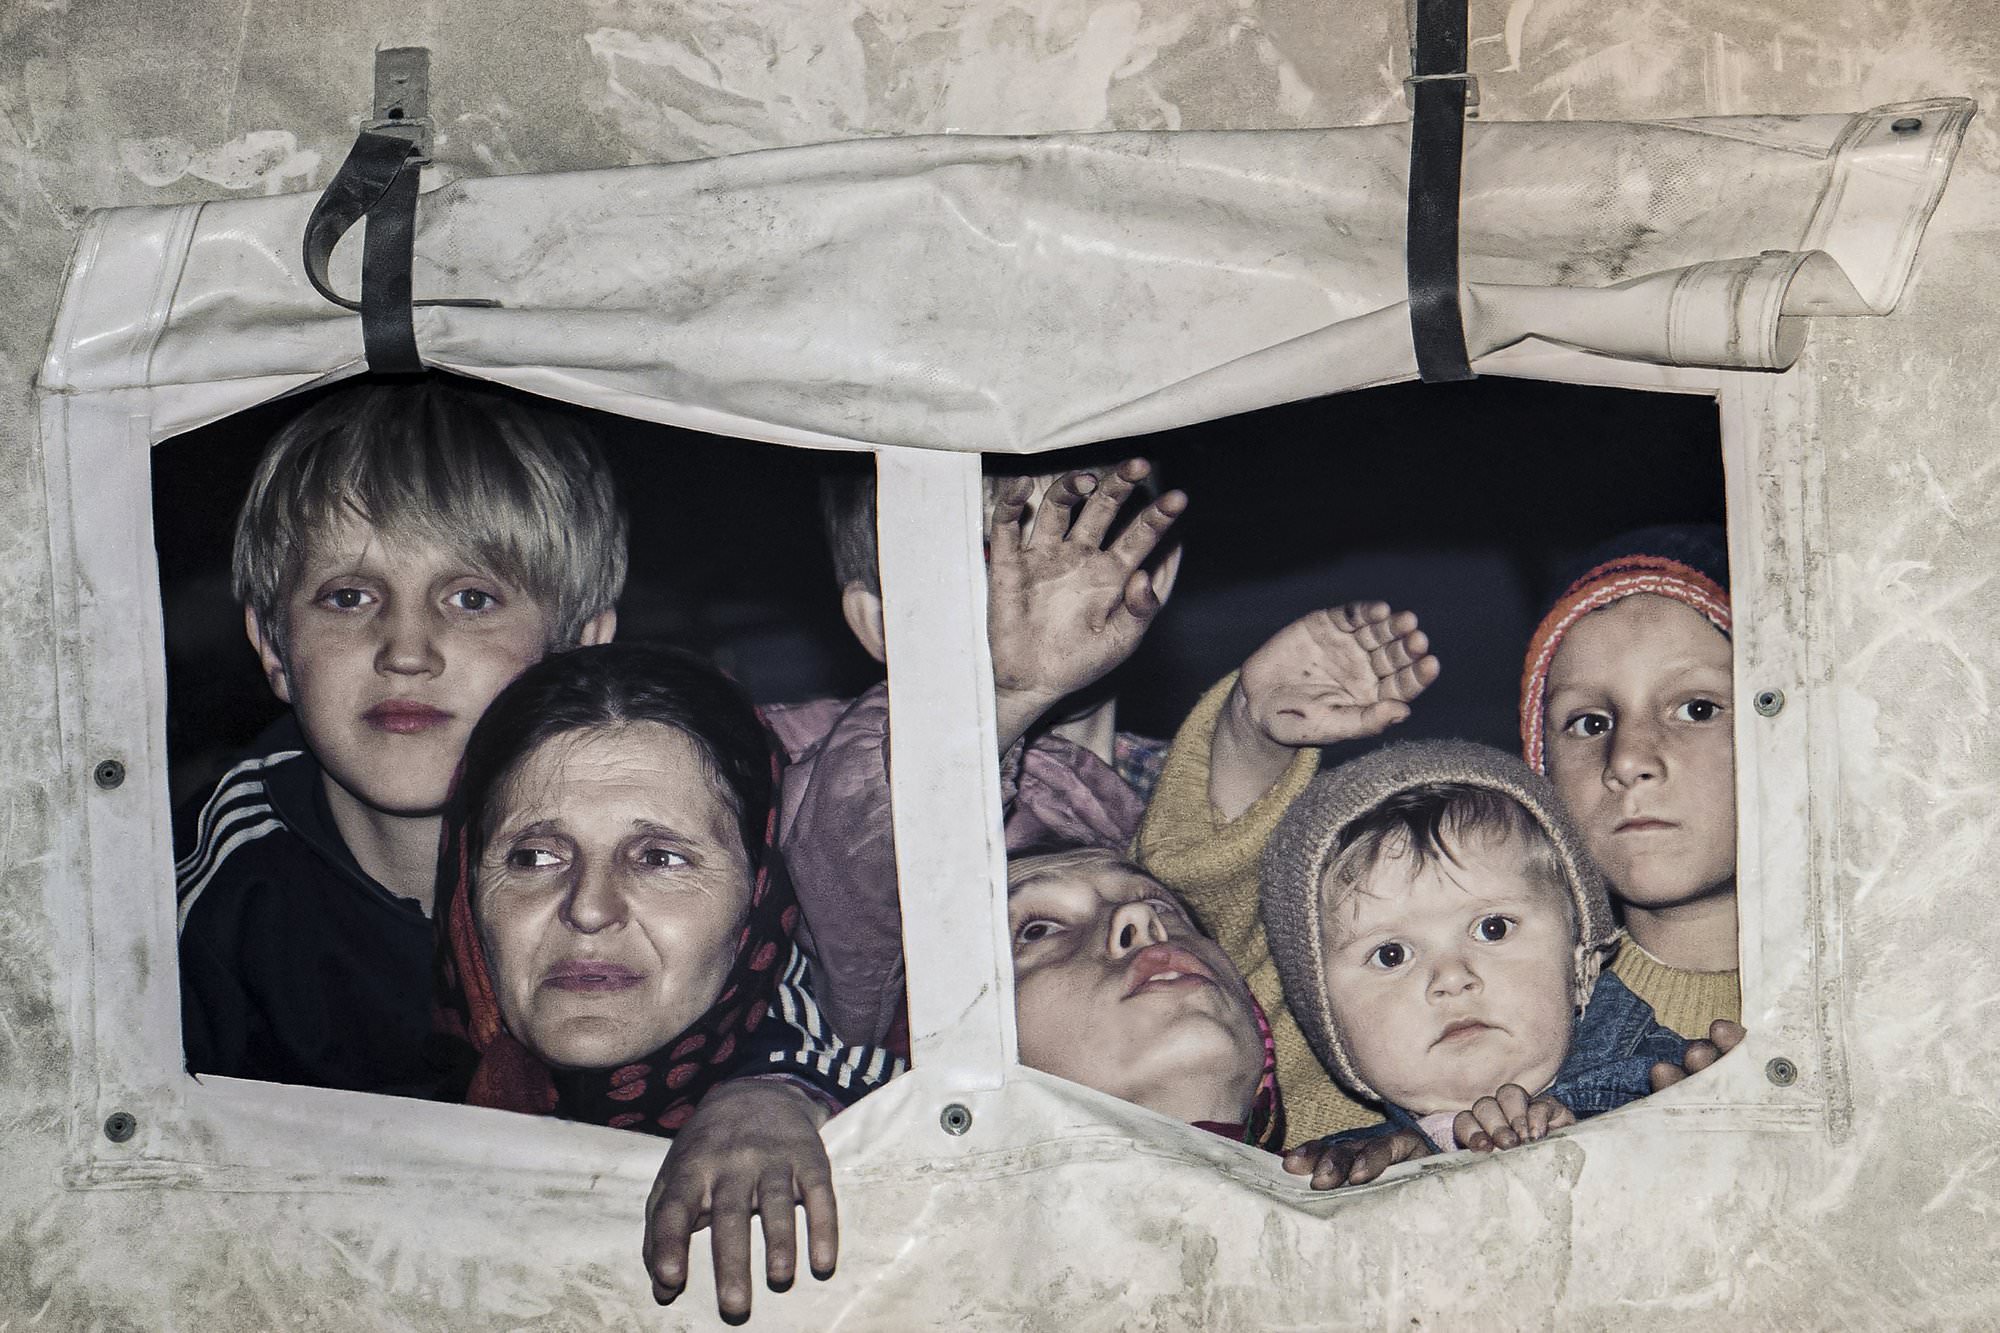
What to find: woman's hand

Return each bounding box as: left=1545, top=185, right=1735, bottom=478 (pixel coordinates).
left=1452, top=1084, right=1575, bottom=1151
left=643, top=1076, right=838, bottom=1321
left=1283, top=1128, right=1435, bottom=1189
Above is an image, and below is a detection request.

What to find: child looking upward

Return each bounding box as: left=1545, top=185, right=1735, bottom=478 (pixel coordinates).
left=176, top=378, right=625, bottom=1092
left=1262, top=741, right=1686, bottom=1187
left=1007, top=847, right=1280, bottom=1149
left=768, top=457, right=1186, bottom=1049
left=1521, top=525, right=1739, bottom=1037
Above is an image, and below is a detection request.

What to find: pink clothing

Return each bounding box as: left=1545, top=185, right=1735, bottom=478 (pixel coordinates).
left=766, top=684, right=1162, bottom=1047
left=1417, top=1110, right=1458, bottom=1153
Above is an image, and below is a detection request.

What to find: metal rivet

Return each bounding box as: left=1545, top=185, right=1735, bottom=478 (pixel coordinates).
left=1890, top=116, right=1923, bottom=134
left=1753, top=689, right=1785, bottom=718
left=103, top=1111, right=137, bottom=1143
left=92, top=759, right=126, bottom=790
left=939, top=1103, right=973, bottom=1136
left=1765, top=1057, right=1798, bottom=1087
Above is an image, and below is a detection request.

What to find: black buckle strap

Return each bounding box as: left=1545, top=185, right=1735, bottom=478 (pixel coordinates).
left=303, top=129, right=427, bottom=374
left=302, top=49, right=494, bottom=376
left=1406, top=0, right=1475, bottom=382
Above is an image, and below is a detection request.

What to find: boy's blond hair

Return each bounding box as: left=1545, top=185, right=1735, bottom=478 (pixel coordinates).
left=232, top=378, right=628, bottom=650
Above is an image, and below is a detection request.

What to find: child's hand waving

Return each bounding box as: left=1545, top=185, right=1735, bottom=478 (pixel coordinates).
left=1210, top=602, right=1440, bottom=819
left=986, top=458, right=1186, bottom=751
left=643, top=1077, right=839, bottom=1320
left=1452, top=1084, right=1575, bottom=1152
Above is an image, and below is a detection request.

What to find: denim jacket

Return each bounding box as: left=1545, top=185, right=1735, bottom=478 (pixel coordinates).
left=1315, top=968, right=1688, bottom=1153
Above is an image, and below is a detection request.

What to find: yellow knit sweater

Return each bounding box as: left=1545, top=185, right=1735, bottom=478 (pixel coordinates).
left=1134, top=674, right=1382, bottom=1144
left=1607, top=937, right=1741, bottom=1039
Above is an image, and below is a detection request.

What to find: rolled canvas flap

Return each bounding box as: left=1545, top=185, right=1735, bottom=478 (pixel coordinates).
left=41, top=100, right=1972, bottom=452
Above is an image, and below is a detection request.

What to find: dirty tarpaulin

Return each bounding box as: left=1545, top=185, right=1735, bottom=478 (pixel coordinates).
left=41, top=101, right=1971, bottom=452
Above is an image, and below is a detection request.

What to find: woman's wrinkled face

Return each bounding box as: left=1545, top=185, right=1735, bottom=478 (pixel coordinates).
left=1009, top=853, right=1264, bottom=1126
left=1543, top=594, right=1736, bottom=911
left=474, top=722, right=753, bottom=1071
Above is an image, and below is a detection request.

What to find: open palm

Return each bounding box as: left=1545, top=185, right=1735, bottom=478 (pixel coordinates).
left=1238, top=602, right=1440, bottom=747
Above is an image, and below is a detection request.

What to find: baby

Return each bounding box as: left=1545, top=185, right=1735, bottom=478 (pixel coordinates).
left=1260, top=739, right=1687, bottom=1187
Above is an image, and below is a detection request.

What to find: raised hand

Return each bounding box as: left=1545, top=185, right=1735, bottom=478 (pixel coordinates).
left=986, top=458, right=1186, bottom=751
left=1209, top=602, right=1440, bottom=819
left=643, top=1078, right=838, bottom=1321
left=1451, top=1084, right=1575, bottom=1152
left=1283, top=1127, right=1435, bottom=1189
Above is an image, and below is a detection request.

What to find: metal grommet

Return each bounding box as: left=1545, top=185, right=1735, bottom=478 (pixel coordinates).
left=1890, top=116, right=1924, bottom=134
left=1765, top=1057, right=1798, bottom=1087
left=1753, top=689, right=1785, bottom=718
left=939, top=1103, right=973, bottom=1136
left=103, top=1111, right=137, bottom=1143
left=92, top=759, right=126, bottom=790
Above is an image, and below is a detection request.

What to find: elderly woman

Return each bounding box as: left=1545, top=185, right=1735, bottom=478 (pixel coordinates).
left=433, top=642, right=888, bottom=1318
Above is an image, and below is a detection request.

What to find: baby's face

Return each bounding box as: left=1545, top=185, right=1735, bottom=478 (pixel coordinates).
left=1543, top=594, right=1736, bottom=912
left=1010, top=854, right=1263, bottom=1126
left=1319, top=832, right=1575, bottom=1115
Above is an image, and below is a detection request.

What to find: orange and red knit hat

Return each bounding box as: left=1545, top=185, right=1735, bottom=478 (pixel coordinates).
left=1519, top=525, right=1731, bottom=774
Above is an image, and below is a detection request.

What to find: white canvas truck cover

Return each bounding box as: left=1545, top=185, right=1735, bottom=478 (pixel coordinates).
left=27, top=97, right=1977, bottom=1326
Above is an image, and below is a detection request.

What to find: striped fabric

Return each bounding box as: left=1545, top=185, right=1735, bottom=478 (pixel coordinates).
left=768, top=945, right=905, bottom=1091
left=174, top=750, right=302, bottom=933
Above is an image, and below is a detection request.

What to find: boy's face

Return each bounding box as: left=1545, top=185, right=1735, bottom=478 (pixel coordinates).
left=248, top=513, right=609, bottom=822
left=1319, top=831, right=1575, bottom=1115
left=1010, top=854, right=1263, bottom=1126
left=1542, top=594, right=1736, bottom=912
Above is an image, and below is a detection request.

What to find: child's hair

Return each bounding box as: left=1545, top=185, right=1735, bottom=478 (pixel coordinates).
left=232, top=377, right=629, bottom=651
left=817, top=451, right=1162, bottom=595
left=1261, top=740, right=1617, bottom=1103
left=1318, top=782, right=1574, bottom=941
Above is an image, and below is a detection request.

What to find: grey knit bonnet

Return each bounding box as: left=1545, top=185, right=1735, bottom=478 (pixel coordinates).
left=1259, top=739, right=1618, bottom=1104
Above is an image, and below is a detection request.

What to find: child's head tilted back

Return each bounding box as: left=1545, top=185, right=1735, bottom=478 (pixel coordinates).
left=232, top=377, right=629, bottom=822
left=1262, top=741, right=1617, bottom=1116
left=1007, top=846, right=1269, bottom=1133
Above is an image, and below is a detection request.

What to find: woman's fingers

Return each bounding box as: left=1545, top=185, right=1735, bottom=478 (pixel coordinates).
left=708, top=1181, right=758, bottom=1321
left=801, top=1170, right=841, bottom=1280
left=757, top=1169, right=800, bottom=1290
left=644, top=1186, right=703, bottom=1304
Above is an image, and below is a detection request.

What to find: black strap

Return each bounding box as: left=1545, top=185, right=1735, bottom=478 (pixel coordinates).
left=301, top=129, right=427, bottom=375
left=1406, top=0, right=1474, bottom=382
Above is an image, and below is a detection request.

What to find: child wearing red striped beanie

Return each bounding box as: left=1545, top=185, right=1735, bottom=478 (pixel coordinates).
left=1519, top=525, right=1740, bottom=1038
